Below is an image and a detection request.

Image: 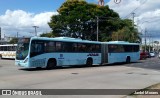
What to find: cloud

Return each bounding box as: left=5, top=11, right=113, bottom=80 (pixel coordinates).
left=1, top=0, right=160, bottom=43
left=0, top=10, right=58, bottom=37
left=108, top=0, right=160, bottom=42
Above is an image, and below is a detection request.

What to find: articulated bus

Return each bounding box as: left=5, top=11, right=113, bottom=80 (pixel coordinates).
left=15, top=37, right=140, bottom=69
left=0, top=44, right=17, bottom=59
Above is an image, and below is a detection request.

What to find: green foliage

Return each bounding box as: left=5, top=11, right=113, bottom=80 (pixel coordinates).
left=9, top=38, right=18, bottom=44
left=141, top=45, right=153, bottom=52
left=40, top=32, right=55, bottom=38
left=48, top=0, right=140, bottom=42
left=48, top=0, right=120, bottom=41
left=111, top=19, right=141, bottom=43
left=154, top=41, right=159, bottom=44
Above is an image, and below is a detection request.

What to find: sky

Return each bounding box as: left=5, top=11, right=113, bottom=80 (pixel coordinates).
left=0, top=0, right=101, bottom=38
left=0, top=0, right=160, bottom=44
left=108, top=0, right=160, bottom=43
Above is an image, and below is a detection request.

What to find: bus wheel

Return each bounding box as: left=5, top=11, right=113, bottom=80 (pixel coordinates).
left=86, top=58, right=93, bottom=66
left=0, top=55, right=2, bottom=60
left=36, top=67, right=42, bottom=70
left=47, top=59, right=56, bottom=69
left=126, top=57, right=130, bottom=64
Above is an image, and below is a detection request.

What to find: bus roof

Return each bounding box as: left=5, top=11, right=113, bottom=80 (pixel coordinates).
left=0, top=44, right=17, bottom=46
left=102, top=41, right=139, bottom=45
left=31, top=37, right=101, bottom=44
left=30, top=37, right=140, bottom=45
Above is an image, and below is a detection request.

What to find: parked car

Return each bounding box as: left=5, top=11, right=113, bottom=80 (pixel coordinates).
left=140, top=50, right=147, bottom=60
left=150, top=52, right=155, bottom=57
left=145, top=51, right=151, bottom=58
left=158, top=53, right=160, bottom=58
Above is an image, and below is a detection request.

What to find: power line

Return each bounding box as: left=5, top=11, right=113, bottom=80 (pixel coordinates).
left=124, top=0, right=148, bottom=19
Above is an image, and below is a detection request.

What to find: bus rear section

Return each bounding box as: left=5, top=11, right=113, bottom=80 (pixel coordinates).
left=102, top=41, right=140, bottom=64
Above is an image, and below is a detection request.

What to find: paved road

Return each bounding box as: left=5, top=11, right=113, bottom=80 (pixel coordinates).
left=0, top=57, right=160, bottom=98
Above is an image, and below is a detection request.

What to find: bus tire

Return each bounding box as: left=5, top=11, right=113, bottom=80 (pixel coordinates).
left=126, top=56, right=130, bottom=64
left=46, top=59, right=56, bottom=69
left=86, top=58, right=93, bottom=66
left=0, top=55, right=2, bottom=60
left=36, top=67, right=42, bottom=69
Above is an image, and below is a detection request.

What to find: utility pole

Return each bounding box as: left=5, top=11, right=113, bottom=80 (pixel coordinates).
left=131, top=12, right=135, bottom=27
left=0, top=27, right=1, bottom=40
left=32, top=26, right=39, bottom=36
left=148, top=34, right=151, bottom=52
left=4, top=34, right=5, bottom=40
left=144, top=29, right=147, bottom=52
left=96, top=16, right=99, bottom=41
left=17, top=32, right=18, bottom=38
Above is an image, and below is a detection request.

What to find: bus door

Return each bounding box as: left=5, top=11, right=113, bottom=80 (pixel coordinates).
left=101, top=44, right=108, bottom=64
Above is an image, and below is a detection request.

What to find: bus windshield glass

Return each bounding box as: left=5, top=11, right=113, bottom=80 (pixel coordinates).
left=16, top=38, right=30, bottom=60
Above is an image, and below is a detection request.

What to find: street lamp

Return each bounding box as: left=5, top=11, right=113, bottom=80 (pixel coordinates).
left=32, top=26, right=39, bottom=36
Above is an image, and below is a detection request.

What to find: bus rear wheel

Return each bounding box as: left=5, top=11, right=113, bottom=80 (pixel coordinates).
left=86, top=58, right=93, bottom=66
left=126, top=57, right=130, bottom=64
left=47, top=59, right=56, bottom=69
left=0, top=55, right=2, bottom=59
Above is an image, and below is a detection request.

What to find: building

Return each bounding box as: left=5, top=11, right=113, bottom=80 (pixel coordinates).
left=0, top=40, right=9, bottom=45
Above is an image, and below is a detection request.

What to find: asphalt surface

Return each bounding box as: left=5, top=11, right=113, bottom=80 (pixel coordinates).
left=0, top=57, right=160, bottom=98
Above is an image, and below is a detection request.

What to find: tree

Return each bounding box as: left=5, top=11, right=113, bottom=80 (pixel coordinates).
left=48, top=0, right=120, bottom=41
left=40, top=32, right=55, bottom=38
left=111, top=19, right=141, bottom=43
left=154, top=41, right=159, bottom=51
left=9, top=38, right=18, bottom=44
left=154, top=41, right=159, bottom=45
left=48, top=0, right=140, bottom=42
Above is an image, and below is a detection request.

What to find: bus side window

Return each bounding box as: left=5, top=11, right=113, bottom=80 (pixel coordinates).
left=72, top=43, right=77, bottom=52
left=117, top=45, right=124, bottom=52
left=2, top=46, right=4, bottom=51
left=0, top=46, right=3, bottom=51
left=134, top=45, right=139, bottom=52
left=36, top=44, right=43, bottom=53
left=13, top=46, right=16, bottom=51
left=95, top=45, right=101, bottom=52
left=4, top=46, right=7, bottom=51
left=78, top=43, right=83, bottom=52
left=56, top=42, right=62, bottom=52
left=124, top=45, right=132, bottom=52
left=30, top=42, right=35, bottom=57
left=8, top=46, right=12, bottom=51
left=108, top=45, right=116, bottom=53
left=30, top=40, right=44, bottom=57
left=44, top=41, right=55, bottom=53
left=86, top=44, right=93, bottom=52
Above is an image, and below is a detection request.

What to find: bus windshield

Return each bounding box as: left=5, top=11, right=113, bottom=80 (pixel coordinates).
left=16, top=38, right=30, bottom=60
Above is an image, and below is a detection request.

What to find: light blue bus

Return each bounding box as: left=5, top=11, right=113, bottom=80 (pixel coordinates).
left=15, top=37, right=101, bottom=69
left=15, top=37, right=140, bottom=69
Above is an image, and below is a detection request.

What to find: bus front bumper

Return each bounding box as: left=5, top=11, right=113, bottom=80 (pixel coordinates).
left=15, top=60, right=30, bottom=68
